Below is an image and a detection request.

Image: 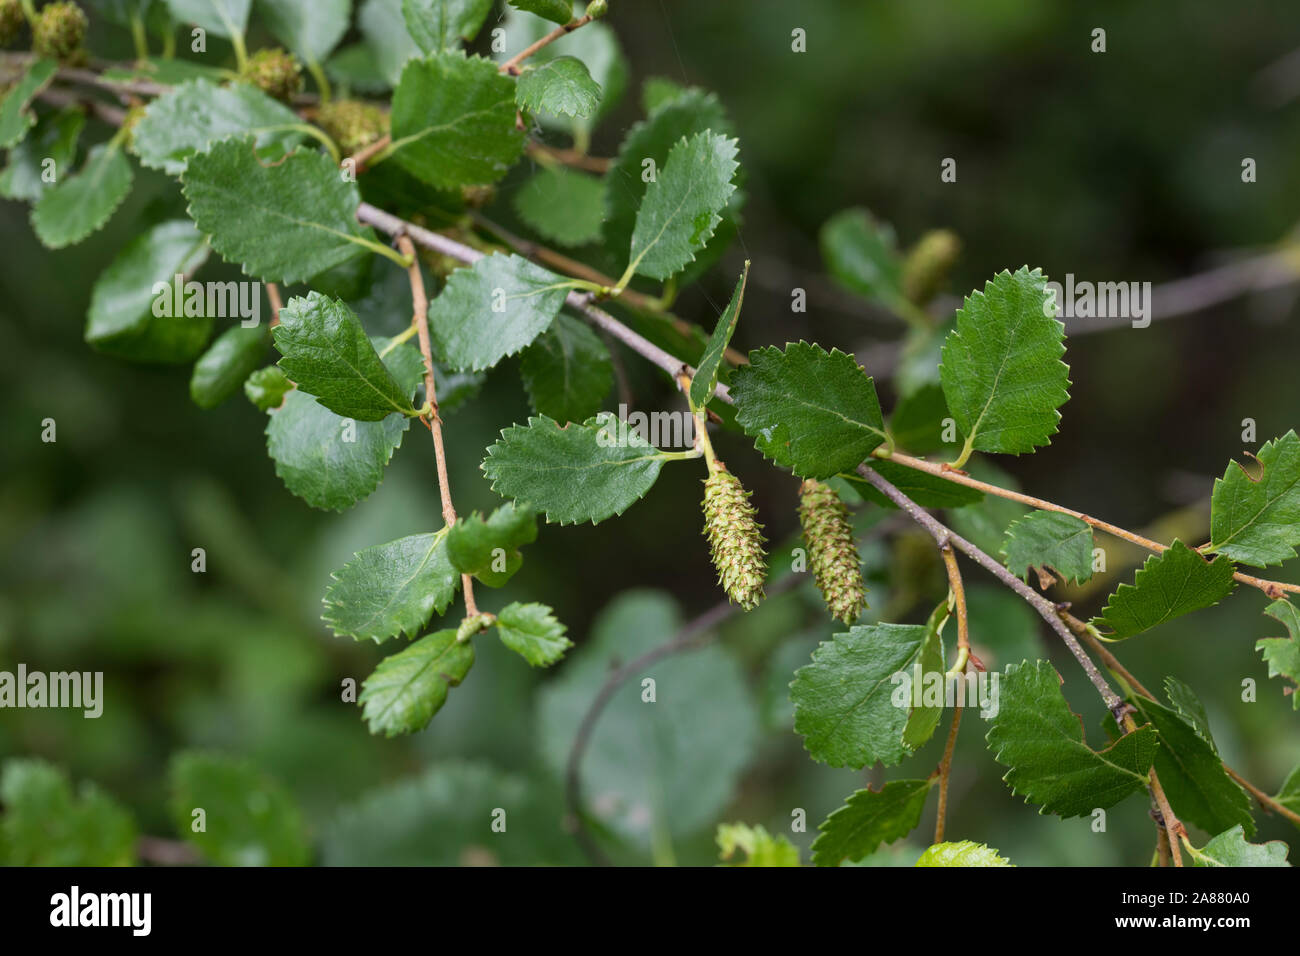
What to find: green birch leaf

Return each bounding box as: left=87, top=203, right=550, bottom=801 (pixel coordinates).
left=168, top=751, right=308, bottom=866
left=514, top=166, right=606, bottom=247
left=915, top=841, right=1013, bottom=867
left=730, top=342, right=887, bottom=479
left=1208, top=431, right=1300, bottom=567
left=641, top=76, right=684, bottom=113
left=389, top=52, right=525, bottom=188
left=190, top=324, right=270, bottom=408
left=273, top=292, right=415, bottom=421
left=131, top=78, right=306, bottom=174
left=716, top=823, right=800, bottom=867
left=0, top=760, right=137, bottom=866
left=182, top=140, right=378, bottom=284
left=516, top=56, right=600, bottom=118
left=31, top=142, right=133, bottom=249
left=846, top=460, right=984, bottom=510
left=1163, top=676, right=1217, bottom=753
left=819, top=207, right=905, bottom=308
left=790, top=623, right=930, bottom=769
left=446, top=502, right=537, bottom=575
left=519, top=313, right=612, bottom=422
left=495, top=601, right=571, bottom=667
left=256, top=0, right=351, bottom=63
left=901, top=602, right=947, bottom=750
left=402, top=0, right=494, bottom=53
left=245, top=365, right=292, bottom=410
left=938, top=267, right=1070, bottom=459
left=358, top=0, right=418, bottom=86
left=1091, top=540, right=1236, bottom=640
left=1257, top=598, right=1300, bottom=709
left=888, top=383, right=953, bottom=455
left=0, top=58, right=57, bottom=149
left=1001, top=510, right=1094, bottom=585
left=1277, top=763, right=1300, bottom=820
left=163, top=0, right=252, bottom=39
left=428, top=253, right=572, bottom=371
left=985, top=660, right=1157, bottom=817
left=627, top=130, right=739, bottom=280
left=689, top=262, right=748, bottom=409
left=265, top=341, right=422, bottom=511
left=603, top=88, right=730, bottom=262
left=85, top=219, right=213, bottom=361
left=0, top=107, right=84, bottom=201
left=360, top=629, right=475, bottom=736
left=1191, top=825, right=1290, bottom=867
left=809, top=779, right=934, bottom=867
left=482, top=414, right=670, bottom=525
left=507, top=0, right=570, bottom=24
left=322, top=529, right=460, bottom=643
left=1128, top=694, right=1253, bottom=837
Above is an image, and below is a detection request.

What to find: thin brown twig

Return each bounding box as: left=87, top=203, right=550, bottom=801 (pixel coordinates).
left=878, top=450, right=1300, bottom=599
left=499, top=14, right=596, bottom=75
left=346, top=133, right=392, bottom=172
left=265, top=282, right=283, bottom=327
left=527, top=139, right=611, bottom=173
left=397, top=234, right=478, bottom=619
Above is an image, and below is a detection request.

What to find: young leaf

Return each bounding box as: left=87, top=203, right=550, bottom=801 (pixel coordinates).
left=183, top=140, right=380, bottom=284
left=0, top=107, right=84, bottom=201
left=389, top=52, right=525, bottom=188
left=627, top=130, right=739, bottom=280
left=985, top=660, right=1157, bottom=817
left=519, top=313, right=612, bottom=422
left=482, top=414, right=672, bottom=525
left=915, top=841, right=1013, bottom=867
left=1128, top=693, right=1253, bottom=837
left=716, top=823, right=800, bottom=867
left=689, top=262, right=748, bottom=409
left=0, top=58, right=57, bottom=149
left=1277, top=763, right=1300, bottom=819
left=1001, top=510, right=1094, bottom=585
left=1257, top=598, right=1300, bottom=709
left=508, top=0, right=571, bottom=24
left=132, top=79, right=305, bottom=175
left=1189, top=825, right=1290, bottom=867
left=790, top=623, right=930, bottom=769
left=0, top=760, right=137, bottom=866
left=938, top=267, right=1070, bottom=462
left=428, top=253, right=571, bottom=371
left=167, top=751, right=309, bottom=866
left=256, top=0, right=351, bottom=63
left=901, top=602, right=947, bottom=750
left=191, top=324, right=270, bottom=408
left=1208, top=431, right=1300, bottom=568
left=322, top=530, right=461, bottom=643
left=245, top=365, right=292, bottom=410
left=85, top=220, right=214, bottom=362
left=446, top=502, right=538, bottom=576
left=819, top=207, right=904, bottom=308
left=730, top=342, right=887, bottom=479
left=273, top=293, right=415, bottom=421
left=1091, top=540, right=1236, bottom=640
left=266, top=342, right=423, bottom=511
left=402, top=0, right=494, bottom=53
left=1163, top=676, right=1217, bottom=753
left=31, top=142, right=134, bottom=249
left=809, top=779, right=934, bottom=867
left=495, top=601, right=572, bottom=667
left=163, top=0, right=253, bottom=40
left=360, top=629, right=475, bottom=736
left=603, top=88, right=730, bottom=260
left=514, top=166, right=606, bottom=247
left=516, top=56, right=601, bottom=118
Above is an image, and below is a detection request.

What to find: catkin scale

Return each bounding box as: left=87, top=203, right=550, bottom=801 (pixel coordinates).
left=702, top=466, right=767, bottom=611
left=798, top=479, right=867, bottom=624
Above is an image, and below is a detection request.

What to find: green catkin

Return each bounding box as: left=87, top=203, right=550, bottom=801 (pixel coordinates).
left=0, top=0, right=25, bottom=48
left=314, top=99, right=389, bottom=154
left=32, top=1, right=87, bottom=60
left=798, top=479, right=867, bottom=624
left=239, top=47, right=304, bottom=103
left=702, top=465, right=767, bottom=611
left=901, top=228, right=961, bottom=306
